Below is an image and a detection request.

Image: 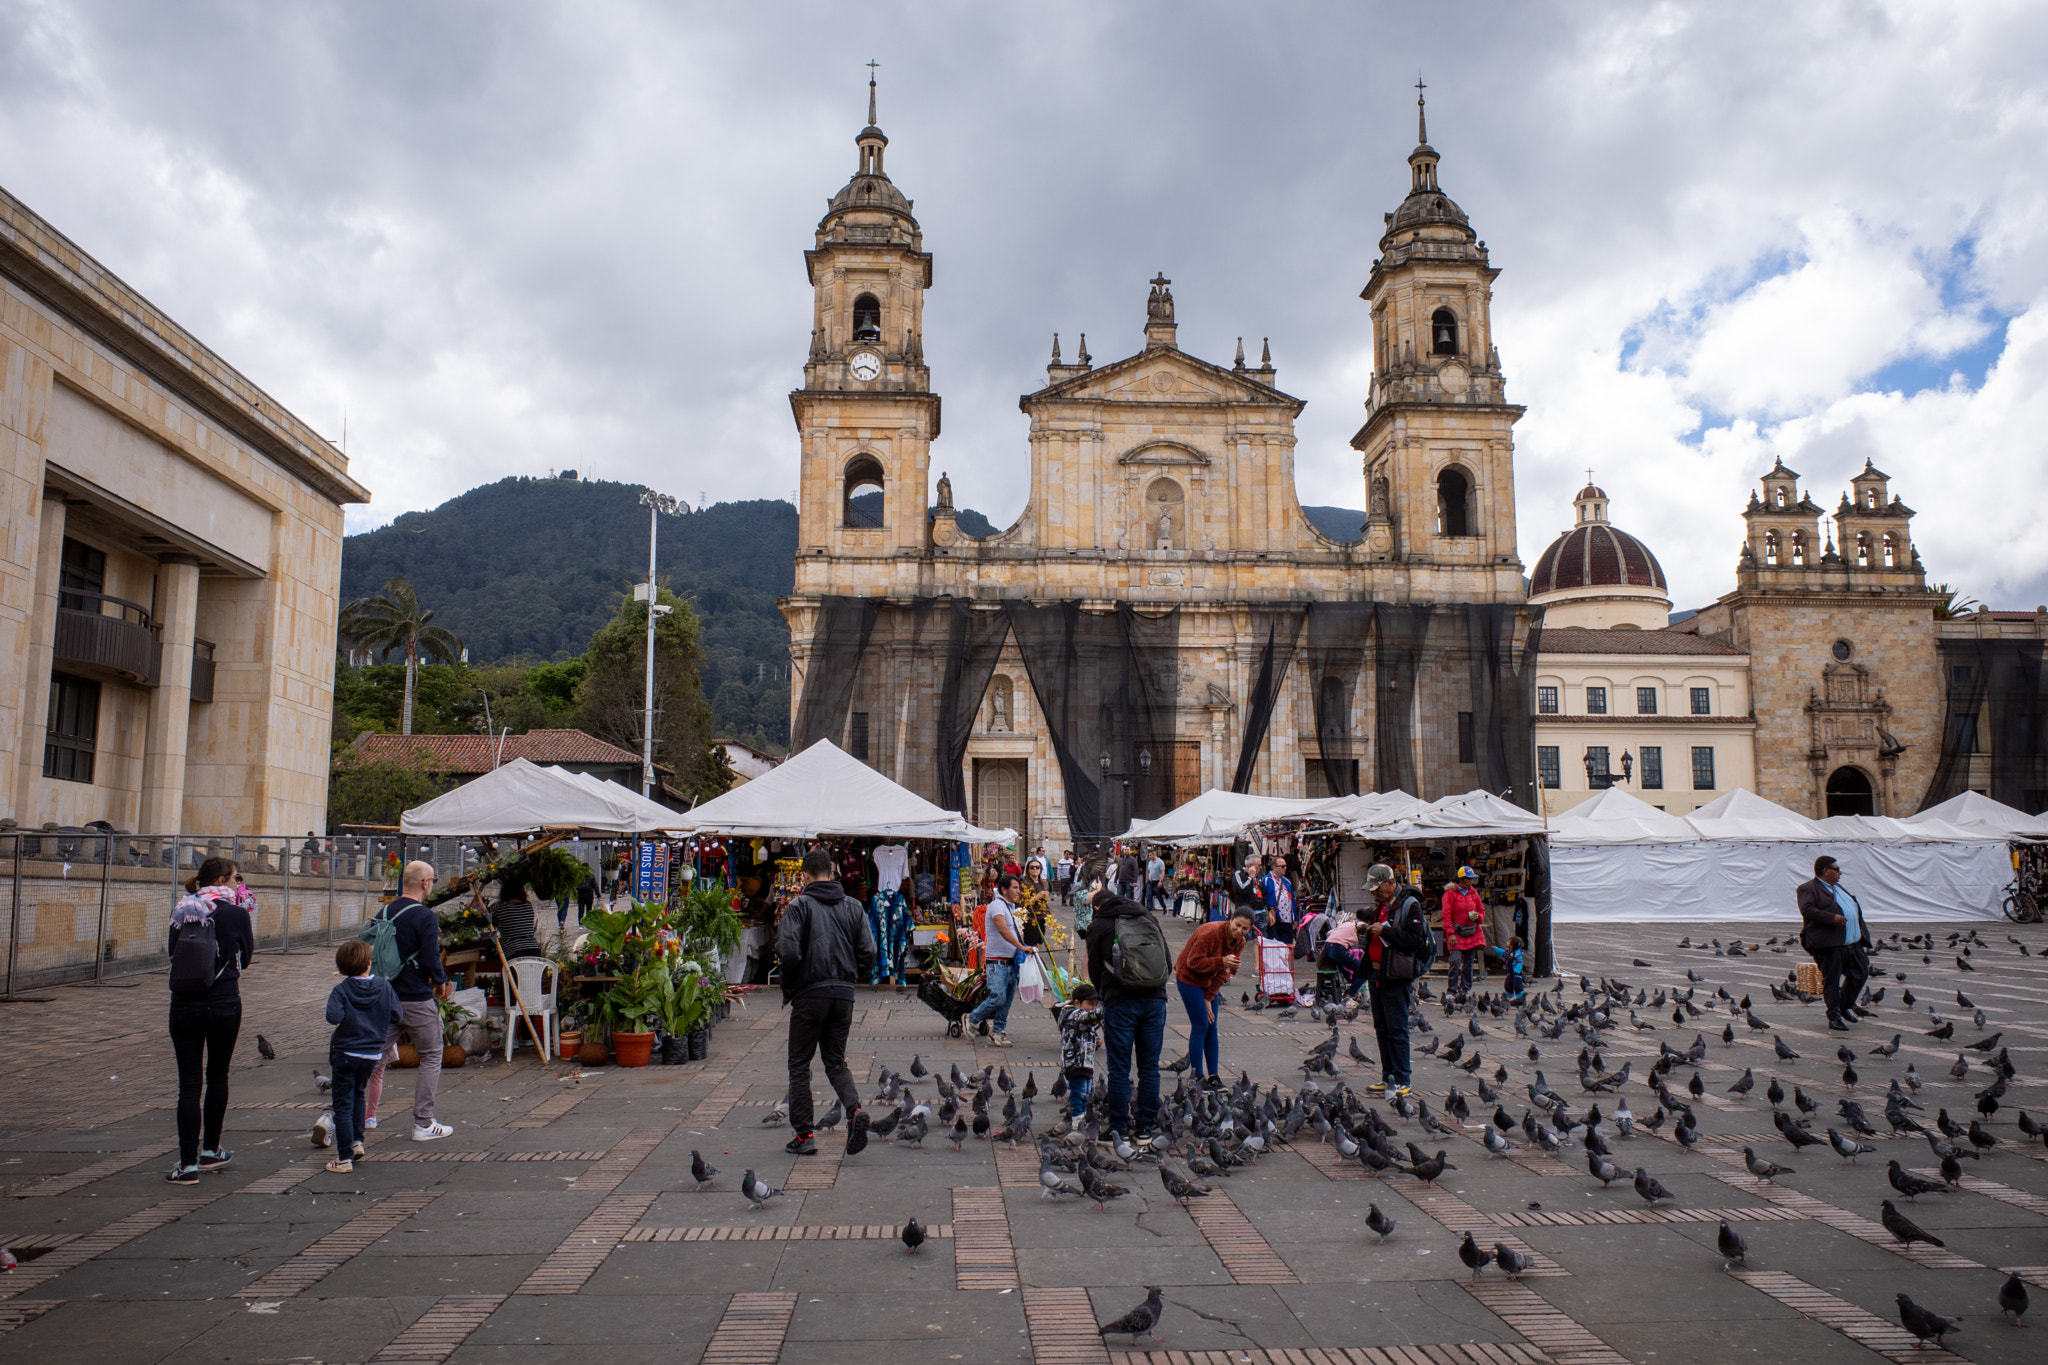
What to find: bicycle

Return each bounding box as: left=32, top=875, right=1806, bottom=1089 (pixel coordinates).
left=2003, top=881, right=2042, bottom=923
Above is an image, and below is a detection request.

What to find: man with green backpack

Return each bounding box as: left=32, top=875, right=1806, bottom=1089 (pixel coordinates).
left=1081, top=880, right=1172, bottom=1142
left=352, top=861, right=454, bottom=1142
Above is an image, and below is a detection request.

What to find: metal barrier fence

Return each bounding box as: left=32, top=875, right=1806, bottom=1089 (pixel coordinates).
left=0, top=832, right=509, bottom=995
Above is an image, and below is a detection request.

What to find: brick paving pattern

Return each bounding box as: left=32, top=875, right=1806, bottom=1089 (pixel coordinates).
left=700, top=1291, right=799, bottom=1365
left=367, top=1293, right=507, bottom=1363
left=232, top=1190, right=440, bottom=1297
left=512, top=1192, right=658, bottom=1295
left=952, top=1184, right=1019, bottom=1290
left=1731, top=1270, right=1969, bottom=1363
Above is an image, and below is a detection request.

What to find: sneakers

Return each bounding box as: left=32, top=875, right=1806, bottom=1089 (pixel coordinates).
left=324, top=1159, right=353, bottom=1174
left=351, top=1142, right=365, bottom=1161
left=1390, top=1084, right=1412, bottom=1098
left=988, top=1033, right=1014, bottom=1048
left=312, top=1112, right=335, bottom=1148
left=845, top=1108, right=871, bottom=1156
left=364, top=1116, right=378, bottom=1130
left=975, top=1020, right=993, bottom=1039
left=1366, top=1081, right=1389, bottom=1095
left=197, top=1147, right=233, bottom=1171
left=785, top=1132, right=818, bottom=1156
left=412, top=1121, right=453, bottom=1142
left=166, top=1163, right=201, bottom=1185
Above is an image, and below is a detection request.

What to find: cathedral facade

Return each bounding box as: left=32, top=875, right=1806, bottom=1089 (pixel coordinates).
left=781, top=87, right=1538, bottom=849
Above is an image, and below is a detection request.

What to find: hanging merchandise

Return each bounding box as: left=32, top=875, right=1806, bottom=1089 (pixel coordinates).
left=873, top=843, right=910, bottom=896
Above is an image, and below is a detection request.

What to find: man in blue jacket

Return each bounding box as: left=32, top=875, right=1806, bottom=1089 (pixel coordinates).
left=380, top=861, right=454, bottom=1141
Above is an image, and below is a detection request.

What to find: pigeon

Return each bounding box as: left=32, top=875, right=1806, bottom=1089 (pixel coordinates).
left=1408, top=1149, right=1455, bottom=1185
left=1365, top=1203, right=1397, bottom=1244
left=1589, top=1150, right=1623, bottom=1187
left=1967, top=1120, right=1997, bottom=1152
left=909, top=1054, right=928, bottom=1078
left=1827, top=1128, right=1875, bottom=1164
left=1886, top=1160, right=1946, bottom=1202
left=1727, top=1068, right=1755, bottom=1098
left=1158, top=1166, right=1208, bottom=1205
left=1773, top=1036, right=1800, bottom=1061
left=2020, top=1111, right=2046, bottom=1145
left=1743, top=1147, right=1792, bottom=1183
left=256, top=1035, right=277, bottom=1062
left=741, top=1169, right=781, bottom=1210
left=1998, top=1270, right=2029, bottom=1325
left=1038, top=1165, right=1083, bottom=1202
left=816, top=1100, right=845, bottom=1131
left=1879, top=1199, right=1943, bottom=1248
left=1766, top=1076, right=1785, bottom=1108
left=1896, top=1293, right=1962, bottom=1348
left=690, top=1150, right=719, bottom=1191
left=1494, top=1243, right=1533, bottom=1279
left=1458, top=1231, right=1491, bottom=1285
left=1716, top=1219, right=1749, bottom=1269
left=1097, top=1287, right=1165, bottom=1345
left=1078, top=1164, right=1131, bottom=1211
left=901, top=1217, right=927, bottom=1254
left=1633, top=1168, right=1673, bottom=1204
left=313, top=1071, right=331, bottom=1093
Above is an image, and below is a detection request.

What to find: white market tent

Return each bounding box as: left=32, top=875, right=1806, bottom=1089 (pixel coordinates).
left=400, top=758, right=675, bottom=836
left=1124, top=789, right=1337, bottom=845
left=660, top=739, right=1015, bottom=842
left=1550, top=786, right=2015, bottom=924
left=1348, top=790, right=1549, bottom=840
left=1905, top=791, right=2048, bottom=840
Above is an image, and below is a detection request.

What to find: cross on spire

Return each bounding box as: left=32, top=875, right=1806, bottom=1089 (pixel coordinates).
left=1415, top=72, right=1428, bottom=144
left=866, top=59, right=880, bottom=125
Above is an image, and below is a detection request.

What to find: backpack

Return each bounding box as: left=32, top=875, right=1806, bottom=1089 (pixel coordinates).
left=168, top=901, right=222, bottom=994
left=359, top=901, right=421, bottom=981
left=1108, top=910, right=1172, bottom=989
left=1379, top=890, right=1437, bottom=982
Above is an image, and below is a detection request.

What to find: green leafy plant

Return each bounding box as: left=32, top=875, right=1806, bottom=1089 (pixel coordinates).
left=437, top=994, right=477, bottom=1045
left=605, top=956, right=670, bottom=1033
left=678, top=885, right=743, bottom=960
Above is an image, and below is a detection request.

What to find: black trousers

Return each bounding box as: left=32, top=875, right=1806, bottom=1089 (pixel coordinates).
left=1816, top=943, right=1870, bottom=1022
left=787, top=994, right=862, bottom=1134
left=169, top=998, right=242, bottom=1165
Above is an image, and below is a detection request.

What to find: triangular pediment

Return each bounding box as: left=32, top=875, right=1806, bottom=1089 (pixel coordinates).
left=1023, top=346, right=1304, bottom=411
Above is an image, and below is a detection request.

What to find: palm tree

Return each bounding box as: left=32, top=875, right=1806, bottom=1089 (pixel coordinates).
left=1929, top=583, right=1981, bottom=621
left=340, top=577, right=464, bottom=735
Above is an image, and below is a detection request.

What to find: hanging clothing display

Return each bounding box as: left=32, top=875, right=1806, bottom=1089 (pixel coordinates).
left=868, top=889, right=912, bottom=982
left=872, top=844, right=911, bottom=896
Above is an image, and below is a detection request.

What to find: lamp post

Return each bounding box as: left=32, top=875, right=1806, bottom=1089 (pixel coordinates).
left=1096, top=745, right=1154, bottom=841
left=635, top=489, right=688, bottom=798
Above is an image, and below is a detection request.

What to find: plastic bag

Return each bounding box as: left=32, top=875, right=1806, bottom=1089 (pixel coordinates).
left=1016, top=952, right=1047, bottom=1004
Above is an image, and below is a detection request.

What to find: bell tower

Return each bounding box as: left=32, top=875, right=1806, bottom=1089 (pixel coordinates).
left=790, top=69, right=940, bottom=577
left=1351, top=83, right=1523, bottom=602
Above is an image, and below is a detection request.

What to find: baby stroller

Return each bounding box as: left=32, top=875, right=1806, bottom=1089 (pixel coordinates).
left=917, top=970, right=987, bottom=1038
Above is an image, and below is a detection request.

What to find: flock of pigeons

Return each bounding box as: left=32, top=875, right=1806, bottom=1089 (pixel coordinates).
left=680, top=923, right=2041, bottom=1351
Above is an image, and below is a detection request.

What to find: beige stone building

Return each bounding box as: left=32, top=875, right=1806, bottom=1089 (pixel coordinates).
left=1527, top=485, right=1755, bottom=815
left=782, top=88, right=1540, bottom=849
left=1, top=184, right=369, bottom=839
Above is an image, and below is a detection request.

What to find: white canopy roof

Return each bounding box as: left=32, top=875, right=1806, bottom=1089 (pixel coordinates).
left=1124, top=789, right=1336, bottom=844
left=1680, top=788, right=1829, bottom=842
left=1548, top=788, right=1700, bottom=845
left=1340, top=789, right=1549, bottom=839
left=1810, top=813, right=2003, bottom=843
left=659, top=739, right=1014, bottom=841
left=1904, top=791, right=2048, bottom=839
left=401, top=758, right=673, bottom=836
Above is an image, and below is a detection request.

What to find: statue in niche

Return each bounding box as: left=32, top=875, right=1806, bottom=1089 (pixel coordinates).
left=990, top=690, right=1009, bottom=732
left=935, top=471, right=954, bottom=511
left=1157, top=508, right=1173, bottom=550
left=1370, top=473, right=1391, bottom=520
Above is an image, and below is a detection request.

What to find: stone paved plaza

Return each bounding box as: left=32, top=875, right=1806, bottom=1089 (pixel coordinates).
left=1, top=915, right=2045, bottom=1365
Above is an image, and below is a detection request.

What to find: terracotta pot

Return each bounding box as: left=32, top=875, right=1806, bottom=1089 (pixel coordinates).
left=611, top=1029, right=656, bottom=1068
left=557, top=1030, right=582, bottom=1060
left=394, top=1042, right=420, bottom=1069
left=442, top=1045, right=467, bottom=1069
left=578, top=1036, right=610, bottom=1066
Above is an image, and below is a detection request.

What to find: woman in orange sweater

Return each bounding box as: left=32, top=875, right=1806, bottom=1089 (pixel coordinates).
left=1173, top=907, right=1255, bottom=1086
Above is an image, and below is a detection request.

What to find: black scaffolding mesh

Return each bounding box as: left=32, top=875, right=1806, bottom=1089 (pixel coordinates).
left=1925, top=636, right=2048, bottom=814
left=1467, top=603, right=1544, bottom=806
left=790, top=596, right=881, bottom=753
left=1230, top=606, right=1309, bottom=792
left=1304, top=602, right=1378, bottom=798
left=934, top=599, right=1012, bottom=814
left=1372, top=604, right=1435, bottom=796
left=1005, top=601, right=1180, bottom=844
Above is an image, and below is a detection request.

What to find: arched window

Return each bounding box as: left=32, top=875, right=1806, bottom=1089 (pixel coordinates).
left=1790, top=530, right=1806, bottom=566
left=851, top=293, right=882, bottom=343
left=986, top=674, right=1014, bottom=732
left=1435, top=466, right=1472, bottom=536
left=1774, top=488, right=1787, bottom=508
left=1855, top=532, right=1871, bottom=567
left=1431, top=308, right=1459, bottom=356
left=1881, top=533, right=1896, bottom=567
left=1763, top=530, right=1780, bottom=565
left=1825, top=765, right=1876, bottom=817
left=843, top=455, right=884, bottom=527
left=1143, top=476, right=1186, bottom=550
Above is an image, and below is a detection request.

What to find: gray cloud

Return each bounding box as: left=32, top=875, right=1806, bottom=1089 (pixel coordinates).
left=4, top=0, right=2043, bottom=610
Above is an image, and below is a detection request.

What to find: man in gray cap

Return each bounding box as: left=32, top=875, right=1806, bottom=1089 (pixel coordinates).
left=1360, top=863, right=1431, bottom=1095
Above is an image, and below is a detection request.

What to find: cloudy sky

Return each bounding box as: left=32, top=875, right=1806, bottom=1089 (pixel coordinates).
left=4, top=0, right=2044, bottom=612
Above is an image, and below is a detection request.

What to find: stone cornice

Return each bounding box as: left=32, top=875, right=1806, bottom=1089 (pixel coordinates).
left=0, top=185, right=370, bottom=507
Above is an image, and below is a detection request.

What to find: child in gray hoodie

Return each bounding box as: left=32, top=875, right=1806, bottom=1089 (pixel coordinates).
left=326, top=939, right=401, bottom=1172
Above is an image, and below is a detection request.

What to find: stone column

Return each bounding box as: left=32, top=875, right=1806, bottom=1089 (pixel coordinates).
left=11, top=496, right=67, bottom=821
left=139, top=557, right=201, bottom=835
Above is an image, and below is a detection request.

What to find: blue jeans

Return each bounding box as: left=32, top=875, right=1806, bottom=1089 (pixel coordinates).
left=1368, top=978, right=1412, bottom=1086
left=329, top=1052, right=377, bottom=1155
left=968, top=956, right=1020, bottom=1033
left=1177, top=981, right=1219, bottom=1077
left=1102, top=995, right=1166, bottom=1132
left=1067, top=1074, right=1092, bottom=1121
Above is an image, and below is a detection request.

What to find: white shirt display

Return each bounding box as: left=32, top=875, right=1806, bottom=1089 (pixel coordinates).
left=871, top=844, right=911, bottom=895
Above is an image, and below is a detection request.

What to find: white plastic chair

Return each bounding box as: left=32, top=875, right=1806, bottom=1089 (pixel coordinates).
left=504, top=958, right=559, bottom=1061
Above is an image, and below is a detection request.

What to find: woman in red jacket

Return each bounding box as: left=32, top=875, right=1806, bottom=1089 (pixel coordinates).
left=1173, top=907, right=1254, bottom=1087
left=1441, top=866, right=1486, bottom=1000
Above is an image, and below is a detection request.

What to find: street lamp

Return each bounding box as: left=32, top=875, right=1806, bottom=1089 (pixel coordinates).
left=1619, top=750, right=1634, bottom=785
left=635, top=489, right=690, bottom=798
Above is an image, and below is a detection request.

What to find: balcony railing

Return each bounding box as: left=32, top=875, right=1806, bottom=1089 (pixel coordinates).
left=53, top=591, right=162, bottom=686
left=191, top=638, right=216, bottom=703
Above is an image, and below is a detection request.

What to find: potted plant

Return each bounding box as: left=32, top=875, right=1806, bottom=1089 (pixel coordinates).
left=437, top=996, right=475, bottom=1068
left=557, top=1004, right=585, bottom=1063
left=605, top=957, right=665, bottom=1067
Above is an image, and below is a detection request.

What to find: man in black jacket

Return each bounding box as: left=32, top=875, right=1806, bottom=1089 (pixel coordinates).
left=777, top=848, right=878, bottom=1155
left=1796, top=855, right=1872, bottom=1031
left=1361, top=863, right=1429, bottom=1096
left=1083, top=884, right=1168, bottom=1140
left=367, top=861, right=454, bottom=1143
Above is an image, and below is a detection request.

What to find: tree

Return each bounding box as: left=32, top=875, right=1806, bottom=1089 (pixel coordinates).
left=1930, top=583, right=1982, bottom=620
left=574, top=585, right=720, bottom=800
left=340, top=577, right=465, bottom=734
left=328, top=744, right=454, bottom=830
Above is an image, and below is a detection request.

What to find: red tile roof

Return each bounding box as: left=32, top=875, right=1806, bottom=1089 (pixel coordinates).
left=352, top=729, right=639, bottom=773
left=1538, top=626, right=1746, bottom=657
